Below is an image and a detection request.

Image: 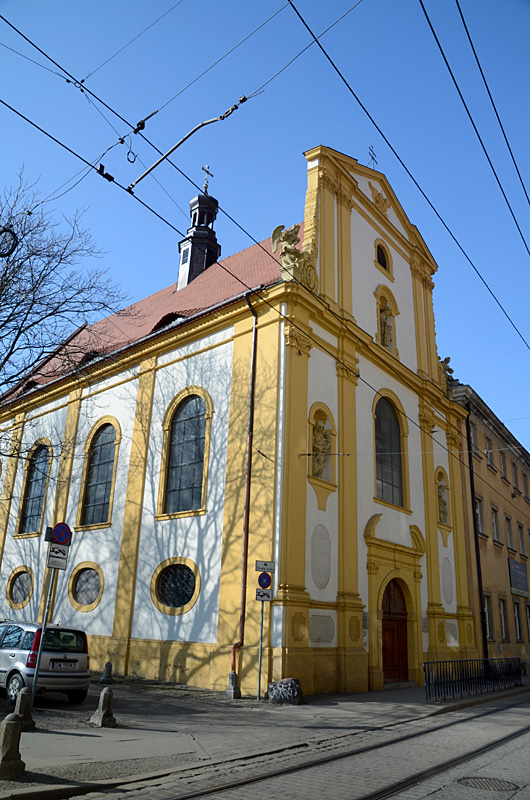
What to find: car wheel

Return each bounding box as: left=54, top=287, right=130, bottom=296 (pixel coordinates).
left=6, top=672, right=24, bottom=704
left=67, top=690, right=88, bottom=704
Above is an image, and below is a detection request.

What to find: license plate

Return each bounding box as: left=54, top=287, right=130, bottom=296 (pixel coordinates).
left=51, top=661, right=76, bottom=670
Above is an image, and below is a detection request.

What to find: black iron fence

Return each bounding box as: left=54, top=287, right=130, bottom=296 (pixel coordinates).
left=423, top=657, right=521, bottom=704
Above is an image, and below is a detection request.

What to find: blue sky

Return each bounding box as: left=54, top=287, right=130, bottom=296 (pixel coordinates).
left=1, top=0, right=530, bottom=446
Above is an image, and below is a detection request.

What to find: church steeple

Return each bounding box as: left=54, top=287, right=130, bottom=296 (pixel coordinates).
left=177, top=166, right=221, bottom=290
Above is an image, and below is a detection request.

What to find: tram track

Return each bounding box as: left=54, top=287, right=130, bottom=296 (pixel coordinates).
left=103, top=698, right=530, bottom=800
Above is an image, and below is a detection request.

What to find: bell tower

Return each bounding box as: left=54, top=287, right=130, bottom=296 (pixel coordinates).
left=177, top=166, right=221, bottom=290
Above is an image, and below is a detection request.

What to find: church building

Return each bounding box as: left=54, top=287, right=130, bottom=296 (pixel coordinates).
left=0, top=146, right=479, bottom=696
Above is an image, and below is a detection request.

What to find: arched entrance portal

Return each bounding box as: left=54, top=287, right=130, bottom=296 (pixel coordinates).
left=382, top=580, right=408, bottom=682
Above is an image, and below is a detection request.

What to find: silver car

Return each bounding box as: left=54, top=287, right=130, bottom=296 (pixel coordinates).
left=0, top=621, right=90, bottom=703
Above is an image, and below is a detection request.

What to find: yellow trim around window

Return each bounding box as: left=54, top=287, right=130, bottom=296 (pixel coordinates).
left=150, top=557, right=201, bottom=615
left=68, top=561, right=104, bottom=612
left=156, top=386, right=213, bottom=520
left=373, top=238, right=394, bottom=280
left=14, top=438, right=53, bottom=538
left=75, top=416, right=122, bottom=530
left=6, top=565, right=34, bottom=609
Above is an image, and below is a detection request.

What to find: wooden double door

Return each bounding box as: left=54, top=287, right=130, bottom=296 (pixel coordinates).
left=382, top=580, right=408, bottom=682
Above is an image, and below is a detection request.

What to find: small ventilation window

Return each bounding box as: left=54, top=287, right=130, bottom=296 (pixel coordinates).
left=151, top=313, right=182, bottom=333
left=377, top=245, right=388, bottom=270
left=181, top=248, right=190, bottom=265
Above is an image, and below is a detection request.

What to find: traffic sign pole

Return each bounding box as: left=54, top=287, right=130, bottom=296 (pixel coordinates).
left=257, top=600, right=264, bottom=702
left=31, top=551, right=55, bottom=711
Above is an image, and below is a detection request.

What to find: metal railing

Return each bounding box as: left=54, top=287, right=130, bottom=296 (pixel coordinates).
left=423, top=657, right=521, bottom=704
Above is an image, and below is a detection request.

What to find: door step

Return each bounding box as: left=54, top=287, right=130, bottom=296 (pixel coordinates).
left=383, top=681, right=416, bottom=690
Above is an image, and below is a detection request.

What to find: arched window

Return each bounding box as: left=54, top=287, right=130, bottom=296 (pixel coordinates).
left=376, top=245, right=387, bottom=270
left=80, top=423, right=117, bottom=526
left=18, top=444, right=51, bottom=534
left=375, top=397, right=403, bottom=507
left=164, top=395, right=207, bottom=514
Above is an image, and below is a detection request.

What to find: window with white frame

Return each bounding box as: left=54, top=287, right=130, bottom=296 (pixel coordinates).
left=505, top=516, right=514, bottom=549
left=491, top=506, right=501, bottom=542
left=519, top=523, right=526, bottom=556
left=500, top=450, right=508, bottom=479
left=469, top=423, right=479, bottom=454
left=514, top=601, right=522, bottom=640
left=499, top=598, right=508, bottom=640
left=513, top=462, right=520, bottom=491
left=485, top=437, right=495, bottom=468
left=474, top=496, right=485, bottom=534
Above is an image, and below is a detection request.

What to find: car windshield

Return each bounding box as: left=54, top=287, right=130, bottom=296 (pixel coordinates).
left=42, top=629, right=85, bottom=653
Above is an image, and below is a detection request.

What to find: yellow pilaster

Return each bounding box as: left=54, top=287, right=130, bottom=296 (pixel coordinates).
left=447, top=426, right=477, bottom=655
left=42, top=387, right=82, bottom=622
left=336, top=348, right=367, bottom=692
left=0, top=413, right=25, bottom=567
left=410, top=254, right=428, bottom=377
left=112, top=358, right=156, bottom=675
left=318, top=173, right=337, bottom=306
left=422, top=276, right=438, bottom=381
left=337, top=189, right=354, bottom=321
left=418, top=405, right=445, bottom=656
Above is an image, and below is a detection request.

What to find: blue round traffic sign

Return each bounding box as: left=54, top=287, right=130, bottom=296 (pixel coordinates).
left=52, top=522, right=72, bottom=545
left=258, top=572, right=272, bottom=589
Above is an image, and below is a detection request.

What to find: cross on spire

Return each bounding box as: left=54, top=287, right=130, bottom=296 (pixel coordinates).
left=202, top=164, right=214, bottom=194
left=368, top=146, right=378, bottom=169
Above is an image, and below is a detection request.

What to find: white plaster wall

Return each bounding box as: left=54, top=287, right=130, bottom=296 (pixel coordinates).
left=0, top=403, right=69, bottom=623
left=356, top=357, right=426, bottom=607
left=354, top=176, right=408, bottom=238
left=305, top=346, right=339, bottom=604
left=53, top=376, right=139, bottom=634
left=131, top=338, right=234, bottom=644
left=349, top=213, right=417, bottom=374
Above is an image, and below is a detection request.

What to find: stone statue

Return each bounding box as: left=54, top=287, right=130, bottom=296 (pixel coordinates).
left=312, top=419, right=332, bottom=480
left=437, top=483, right=448, bottom=524
left=440, top=356, right=454, bottom=398
left=380, top=304, right=393, bottom=350
left=272, top=224, right=302, bottom=269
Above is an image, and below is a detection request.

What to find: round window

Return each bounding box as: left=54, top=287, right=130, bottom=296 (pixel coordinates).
left=10, top=571, right=31, bottom=606
left=74, top=568, right=101, bottom=606
left=157, top=564, right=196, bottom=608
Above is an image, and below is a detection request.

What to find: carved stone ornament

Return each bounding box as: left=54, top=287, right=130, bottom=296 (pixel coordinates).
left=446, top=430, right=461, bottom=451
left=419, top=412, right=435, bottom=434
left=272, top=224, right=319, bottom=293
left=284, top=324, right=312, bottom=355
left=349, top=616, right=361, bottom=643
left=336, top=359, right=359, bottom=384
left=368, top=181, right=391, bottom=216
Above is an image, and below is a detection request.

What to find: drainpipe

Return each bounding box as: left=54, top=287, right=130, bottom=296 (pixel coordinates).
left=225, top=294, right=259, bottom=699
left=465, top=401, right=489, bottom=660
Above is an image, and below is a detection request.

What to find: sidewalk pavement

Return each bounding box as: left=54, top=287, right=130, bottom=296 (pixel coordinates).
left=0, top=676, right=529, bottom=799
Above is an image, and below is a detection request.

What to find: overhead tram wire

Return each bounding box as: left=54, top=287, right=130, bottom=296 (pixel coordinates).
left=81, top=0, right=187, bottom=83
left=2, top=13, right=528, bottom=459
left=0, top=97, right=522, bottom=515
left=283, top=0, right=530, bottom=354
left=454, top=0, right=530, bottom=212
left=418, top=0, right=530, bottom=258
left=136, top=4, right=290, bottom=129
left=5, top=4, right=530, bottom=438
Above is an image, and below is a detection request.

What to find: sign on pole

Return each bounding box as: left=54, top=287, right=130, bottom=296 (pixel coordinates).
left=256, top=588, right=272, bottom=602
left=51, top=522, right=72, bottom=546
left=47, top=544, right=69, bottom=570
left=256, top=560, right=275, bottom=573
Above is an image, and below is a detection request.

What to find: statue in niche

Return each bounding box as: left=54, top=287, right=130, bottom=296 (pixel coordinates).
left=437, top=482, right=449, bottom=524
left=312, top=419, right=332, bottom=480
left=379, top=302, right=394, bottom=351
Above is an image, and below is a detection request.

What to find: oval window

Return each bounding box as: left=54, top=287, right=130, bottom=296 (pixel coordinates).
left=74, top=568, right=101, bottom=606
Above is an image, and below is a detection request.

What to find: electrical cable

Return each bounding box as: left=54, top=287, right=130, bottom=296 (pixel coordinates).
left=81, top=0, right=187, bottom=83
left=1, top=10, right=526, bottom=459
left=418, top=0, right=530, bottom=258
left=454, top=0, right=530, bottom=212
left=1, top=91, right=528, bottom=519
left=283, top=0, right=530, bottom=354
left=138, top=3, right=289, bottom=128
left=0, top=40, right=64, bottom=78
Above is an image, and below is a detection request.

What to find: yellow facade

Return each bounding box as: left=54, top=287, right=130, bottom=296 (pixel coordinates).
left=0, top=146, right=480, bottom=696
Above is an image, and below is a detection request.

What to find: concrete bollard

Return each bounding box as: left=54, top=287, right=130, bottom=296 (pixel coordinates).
left=100, top=661, right=115, bottom=685
left=14, top=688, right=35, bottom=732
left=89, top=687, right=116, bottom=728
left=0, top=713, right=25, bottom=779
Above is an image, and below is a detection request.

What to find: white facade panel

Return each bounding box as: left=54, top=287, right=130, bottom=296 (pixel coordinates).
left=130, top=339, right=234, bottom=644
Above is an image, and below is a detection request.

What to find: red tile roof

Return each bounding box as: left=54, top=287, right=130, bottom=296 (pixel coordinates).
left=9, top=229, right=297, bottom=397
